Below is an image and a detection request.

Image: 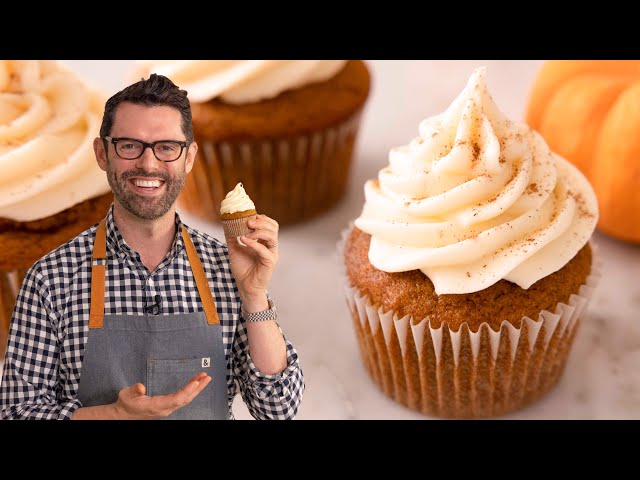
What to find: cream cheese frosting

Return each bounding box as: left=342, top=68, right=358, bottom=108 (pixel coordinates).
left=0, top=60, right=110, bottom=222
left=137, top=60, right=347, bottom=104
left=220, top=182, right=256, bottom=215
left=354, top=67, right=598, bottom=295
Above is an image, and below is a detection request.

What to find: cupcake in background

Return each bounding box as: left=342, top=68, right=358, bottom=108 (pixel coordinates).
left=0, top=60, right=113, bottom=357
left=340, top=67, right=600, bottom=419
left=136, top=60, right=371, bottom=226
left=220, top=182, right=257, bottom=238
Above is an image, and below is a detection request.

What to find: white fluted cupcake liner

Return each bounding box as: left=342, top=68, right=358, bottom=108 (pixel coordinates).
left=337, top=225, right=602, bottom=418
left=179, top=111, right=364, bottom=226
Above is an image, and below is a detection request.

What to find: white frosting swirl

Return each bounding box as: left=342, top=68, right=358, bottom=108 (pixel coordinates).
left=0, top=60, right=110, bottom=222
left=137, top=60, right=347, bottom=104
left=354, top=67, right=598, bottom=294
left=220, top=182, right=256, bottom=215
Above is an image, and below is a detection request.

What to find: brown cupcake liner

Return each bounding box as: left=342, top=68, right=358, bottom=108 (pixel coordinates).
left=179, top=110, right=364, bottom=226
left=337, top=226, right=602, bottom=419
left=221, top=213, right=257, bottom=239
left=0, top=269, right=28, bottom=358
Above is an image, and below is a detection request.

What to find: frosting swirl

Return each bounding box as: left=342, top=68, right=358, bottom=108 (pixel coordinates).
left=354, top=67, right=598, bottom=294
left=0, top=60, right=110, bottom=222
left=137, top=60, right=347, bottom=104
left=220, top=182, right=256, bottom=215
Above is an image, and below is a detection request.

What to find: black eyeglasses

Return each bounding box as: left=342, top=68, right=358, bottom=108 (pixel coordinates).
left=103, top=136, right=188, bottom=162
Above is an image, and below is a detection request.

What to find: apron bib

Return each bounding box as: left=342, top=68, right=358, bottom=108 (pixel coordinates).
left=77, top=219, right=229, bottom=420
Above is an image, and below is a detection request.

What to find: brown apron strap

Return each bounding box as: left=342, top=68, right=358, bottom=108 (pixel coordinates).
left=89, top=219, right=107, bottom=329
left=182, top=227, right=220, bottom=325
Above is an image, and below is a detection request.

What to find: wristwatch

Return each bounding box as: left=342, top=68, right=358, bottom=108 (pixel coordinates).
left=241, top=297, right=277, bottom=323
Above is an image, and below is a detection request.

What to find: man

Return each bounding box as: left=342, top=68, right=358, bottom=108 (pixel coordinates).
left=0, top=74, right=304, bottom=420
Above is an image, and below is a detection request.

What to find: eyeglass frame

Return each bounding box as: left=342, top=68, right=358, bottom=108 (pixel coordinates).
left=102, top=136, right=190, bottom=163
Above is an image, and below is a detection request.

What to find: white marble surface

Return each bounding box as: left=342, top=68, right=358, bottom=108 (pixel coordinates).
left=3, top=60, right=640, bottom=419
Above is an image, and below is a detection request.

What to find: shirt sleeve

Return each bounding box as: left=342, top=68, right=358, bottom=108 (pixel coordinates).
left=231, top=305, right=305, bottom=420
left=0, top=266, right=81, bottom=420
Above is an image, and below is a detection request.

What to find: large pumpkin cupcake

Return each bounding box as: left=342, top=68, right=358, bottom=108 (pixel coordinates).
left=0, top=60, right=113, bottom=357
left=137, top=60, right=371, bottom=226
left=340, top=67, right=601, bottom=419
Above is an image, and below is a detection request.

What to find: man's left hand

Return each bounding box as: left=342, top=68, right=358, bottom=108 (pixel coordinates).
left=226, top=214, right=279, bottom=303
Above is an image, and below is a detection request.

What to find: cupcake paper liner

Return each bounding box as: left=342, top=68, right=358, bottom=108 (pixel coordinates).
left=0, top=269, right=28, bottom=357
left=337, top=225, right=602, bottom=419
left=180, top=110, right=364, bottom=226
left=221, top=213, right=257, bottom=239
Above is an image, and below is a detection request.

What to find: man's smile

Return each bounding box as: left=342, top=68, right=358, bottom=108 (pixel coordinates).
left=128, top=177, right=166, bottom=195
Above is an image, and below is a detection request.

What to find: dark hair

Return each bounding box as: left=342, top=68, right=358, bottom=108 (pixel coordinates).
left=99, top=73, right=193, bottom=143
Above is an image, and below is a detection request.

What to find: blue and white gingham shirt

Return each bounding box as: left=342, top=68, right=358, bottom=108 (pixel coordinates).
left=0, top=205, right=304, bottom=420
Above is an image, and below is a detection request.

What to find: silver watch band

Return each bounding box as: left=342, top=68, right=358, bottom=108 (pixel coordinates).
left=241, top=297, right=277, bottom=323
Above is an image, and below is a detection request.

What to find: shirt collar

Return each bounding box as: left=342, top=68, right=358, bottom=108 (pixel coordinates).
left=104, top=204, right=185, bottom=259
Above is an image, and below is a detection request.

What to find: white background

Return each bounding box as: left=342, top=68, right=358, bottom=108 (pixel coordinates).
left=4, top=60, right=640, bottom=419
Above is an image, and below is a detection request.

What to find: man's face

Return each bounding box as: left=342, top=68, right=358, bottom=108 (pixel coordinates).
left=95, top=102, right=197, bottom=220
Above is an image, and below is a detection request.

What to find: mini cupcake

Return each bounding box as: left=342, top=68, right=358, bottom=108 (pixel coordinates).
left=137, top=60, right=371, bottom=226
left=0, top=60, right=113, bottom=356
left=220, top=182, right=257, bottom=239
left=340, top=67, right=600, bottom=419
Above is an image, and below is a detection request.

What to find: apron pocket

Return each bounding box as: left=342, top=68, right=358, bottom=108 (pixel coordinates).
left=146, top=357, right=215, bottom=420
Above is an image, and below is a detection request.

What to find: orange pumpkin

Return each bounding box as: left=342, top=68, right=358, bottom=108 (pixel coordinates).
left=526, top=60, right=640, bottom=243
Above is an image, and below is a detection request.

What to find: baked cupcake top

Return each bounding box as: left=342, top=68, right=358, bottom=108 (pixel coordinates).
left=137, top=60, right=347, bottom=104
left=0, top=60, right=110, bottom=222
left=354, top=67, right=598, bottom=295
left=220, top=182, right=255, bottom=215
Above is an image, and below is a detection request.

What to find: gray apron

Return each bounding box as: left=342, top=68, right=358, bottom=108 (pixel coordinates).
left=77, top=219, right=229, bottom=420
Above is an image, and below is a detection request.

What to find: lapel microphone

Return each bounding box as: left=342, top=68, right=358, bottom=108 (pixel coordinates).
left=145, top=294, right=162, bottom=315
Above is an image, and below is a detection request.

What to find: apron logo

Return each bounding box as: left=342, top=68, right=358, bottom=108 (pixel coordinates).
left=202, top=357, right=210, bottom=368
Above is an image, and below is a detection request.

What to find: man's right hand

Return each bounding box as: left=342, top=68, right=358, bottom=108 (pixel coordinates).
left=71, top=372, right=212, bottom=420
